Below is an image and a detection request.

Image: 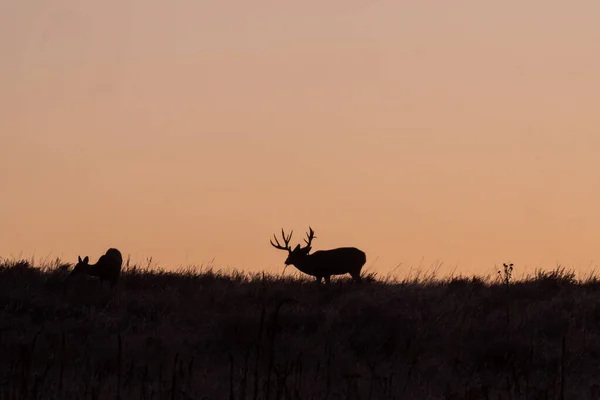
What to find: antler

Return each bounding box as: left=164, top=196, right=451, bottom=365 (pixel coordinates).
left=303, top=226, right=316, bottom=247
left=270, top=229, right=293, bottom=252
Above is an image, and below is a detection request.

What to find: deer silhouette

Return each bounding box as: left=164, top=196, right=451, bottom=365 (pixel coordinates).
left=69, top=248, right=123, bottom=289
left=270, top=227, right=366, bottom=284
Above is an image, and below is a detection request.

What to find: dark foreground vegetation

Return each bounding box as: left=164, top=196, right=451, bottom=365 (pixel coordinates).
left=2, top=257, right=600, bottom=399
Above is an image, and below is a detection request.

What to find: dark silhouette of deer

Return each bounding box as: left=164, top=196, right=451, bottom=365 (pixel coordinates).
left=270, top=227, right=366, bottom=284
left=69, top=248, right=123, bottom=289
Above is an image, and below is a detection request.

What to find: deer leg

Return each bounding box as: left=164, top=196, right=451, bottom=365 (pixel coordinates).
left=316, top=276, right=322, bottom=284
left=351, top=272, right=362, bottom=284
left=324, top=276, right=331, bottom=284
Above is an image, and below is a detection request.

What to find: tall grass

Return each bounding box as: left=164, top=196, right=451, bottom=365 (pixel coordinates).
left=1, top=256, right=600, bottom=399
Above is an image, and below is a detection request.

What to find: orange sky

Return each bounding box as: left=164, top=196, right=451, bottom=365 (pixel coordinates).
left=1, top=1, right=600, bottom=277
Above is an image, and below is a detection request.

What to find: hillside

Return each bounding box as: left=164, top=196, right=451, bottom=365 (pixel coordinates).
left=1, top=257, right=600, bottom=399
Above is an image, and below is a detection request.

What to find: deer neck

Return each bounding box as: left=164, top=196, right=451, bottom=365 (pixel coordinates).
left=85, top=263, right=103, bottom=277
left=293, top=255, right=316, bottom=275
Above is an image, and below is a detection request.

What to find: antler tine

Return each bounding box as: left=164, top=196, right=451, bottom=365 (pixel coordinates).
left=270, top=235, right=285, bottom=250
left=270, top=229, right=294, bottom=251
left=283, top=228, right=293, bottom=246
left=303, top=226, right=316, bottom=246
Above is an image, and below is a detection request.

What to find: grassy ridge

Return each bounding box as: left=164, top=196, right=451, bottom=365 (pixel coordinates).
left=1, top=257, right=600, bottom=399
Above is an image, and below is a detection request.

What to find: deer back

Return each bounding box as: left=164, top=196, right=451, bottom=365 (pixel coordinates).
left=89, top=249, right=123, bottom=282
left=302, top=247, right=366, bottom=275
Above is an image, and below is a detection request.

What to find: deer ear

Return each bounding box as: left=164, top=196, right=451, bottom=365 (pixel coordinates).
left=78, top=256, right=82, bottom=263
left=293, top=244, right=301, bottom=252
left=83, top=256, right=89, bottom=264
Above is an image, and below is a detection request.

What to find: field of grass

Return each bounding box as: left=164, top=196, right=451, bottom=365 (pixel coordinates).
left=2, top=257, right=600, bottom=399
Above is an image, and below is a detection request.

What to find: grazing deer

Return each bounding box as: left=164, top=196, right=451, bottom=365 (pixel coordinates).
left=270, top=227, right=366, bottom=284
left=69, top=248, right=123, bottom=289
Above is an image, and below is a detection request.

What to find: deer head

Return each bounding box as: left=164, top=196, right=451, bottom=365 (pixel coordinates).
left=70, top=255, right=90, bottom=276
left=270, top=226, right=316, bottom=265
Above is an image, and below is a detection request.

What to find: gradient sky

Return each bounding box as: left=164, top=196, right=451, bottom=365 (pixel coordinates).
left=2, top=1, right=600, bottom=277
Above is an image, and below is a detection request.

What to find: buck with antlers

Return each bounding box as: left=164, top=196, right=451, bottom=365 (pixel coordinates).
left=270, top=227, right=366, bottom=284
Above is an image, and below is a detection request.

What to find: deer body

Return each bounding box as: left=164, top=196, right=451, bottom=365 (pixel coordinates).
left=70, top=248, right=123, bottom=288
left=271, top=227, right=366, bottom=284
left=291, top=247, right=366, bottom=284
